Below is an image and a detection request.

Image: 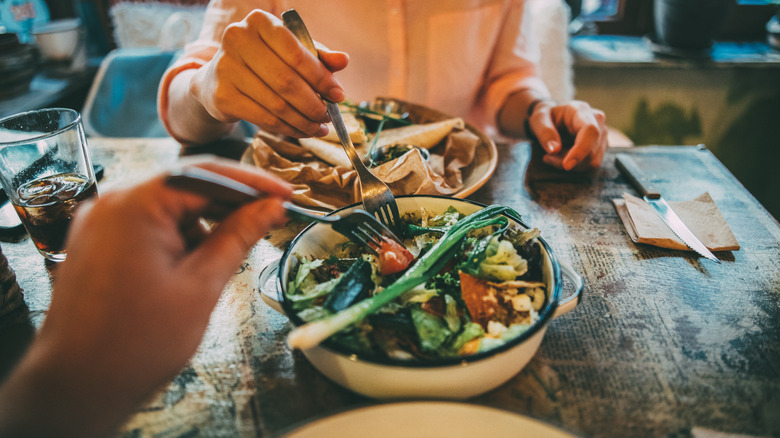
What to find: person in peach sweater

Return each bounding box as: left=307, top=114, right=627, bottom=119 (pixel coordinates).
left=159, top=0, right=608, bottom=171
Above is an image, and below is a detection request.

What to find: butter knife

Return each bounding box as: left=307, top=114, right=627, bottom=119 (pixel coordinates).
left=615, top=153, right=720, bottom=263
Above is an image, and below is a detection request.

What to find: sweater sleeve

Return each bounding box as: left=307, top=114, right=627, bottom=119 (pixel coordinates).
left=156, top=0, right=276, bottom=139
left=470, top=0, right=552, bottom=138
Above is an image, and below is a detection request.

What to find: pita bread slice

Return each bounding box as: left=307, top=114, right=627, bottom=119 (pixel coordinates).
left=372, top=118, right=464, bottom=150
left=298, top=137, right=351, bottom=168
left=321, top=112, right=368, bottom=144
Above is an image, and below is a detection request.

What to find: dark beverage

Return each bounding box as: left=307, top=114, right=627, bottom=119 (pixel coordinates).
left=12, top=172, right=98, bottom=257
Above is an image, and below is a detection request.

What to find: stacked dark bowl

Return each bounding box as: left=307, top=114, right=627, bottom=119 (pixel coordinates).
left=0, top=33, right=39, bottom=100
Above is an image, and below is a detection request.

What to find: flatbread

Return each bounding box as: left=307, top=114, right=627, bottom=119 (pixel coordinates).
left=371, top=117, right=464, bottom=150
left=248, top=99, right=488, bottom=211
left=299, top=117, right=464, bottom=167
left=298, top=137, right=351, bottom=168
left=321, top=112, right=368, bottom=144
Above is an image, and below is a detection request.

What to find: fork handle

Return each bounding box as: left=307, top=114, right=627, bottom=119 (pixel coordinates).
left=325, top=102, right=372, bottom=175
left=283, top=201, right=339, bottom=223
left=166, top=167, right=339, bottom=222
left=282, top=10, right=318, bottom=57
left=167, top=167, right=258, bottom=207
left=282, top=10, right=371, bottom=177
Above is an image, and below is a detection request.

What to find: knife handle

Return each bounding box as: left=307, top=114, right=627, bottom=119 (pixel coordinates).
left=615, top=154, right=661, bottom=199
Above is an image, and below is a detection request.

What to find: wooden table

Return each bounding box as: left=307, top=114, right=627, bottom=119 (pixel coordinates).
left=1, top=138, right=779, bottom=437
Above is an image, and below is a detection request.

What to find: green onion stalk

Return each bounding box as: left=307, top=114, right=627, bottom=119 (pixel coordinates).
left=340, top=101, right=412, bottom=126
left=366, top=116, right=388, bottom=168
left=287, top=205, right=518, bottom=350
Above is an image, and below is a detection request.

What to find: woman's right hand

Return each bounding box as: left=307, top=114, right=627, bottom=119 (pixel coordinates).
left=189, top=9, right=349, bottom=138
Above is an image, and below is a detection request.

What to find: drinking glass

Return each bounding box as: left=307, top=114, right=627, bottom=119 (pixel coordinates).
left=0, top=108, right=98, bottom=262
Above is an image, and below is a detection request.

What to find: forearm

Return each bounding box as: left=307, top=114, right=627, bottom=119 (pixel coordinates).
left=164, top=68, right=237, bottom=145
left=0, top=338, right=153, bottom=437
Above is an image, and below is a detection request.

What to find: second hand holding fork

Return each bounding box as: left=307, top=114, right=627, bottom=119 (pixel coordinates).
left=164, top=166, right=405, bottom=254
left=281, top=9, right=402, bottom=231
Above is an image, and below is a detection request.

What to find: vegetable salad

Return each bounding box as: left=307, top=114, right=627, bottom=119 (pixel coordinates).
left=284, top=205, right=546, bottom=361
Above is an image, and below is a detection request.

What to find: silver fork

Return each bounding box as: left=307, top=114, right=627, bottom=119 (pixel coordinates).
left=281, top=9, right=402, bottom=231
left=164, top=166, right=404, bottom=254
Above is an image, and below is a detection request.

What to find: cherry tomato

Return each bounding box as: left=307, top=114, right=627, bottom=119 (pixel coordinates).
left=377, top=238, right=414, bottom=276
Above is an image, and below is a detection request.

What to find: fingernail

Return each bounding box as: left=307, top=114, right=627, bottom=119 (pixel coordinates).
left=546, top=141, right=559, bottom=153
left=327, top=87, right=344, bottom=102
left=315, top=124, right=329, bottom=137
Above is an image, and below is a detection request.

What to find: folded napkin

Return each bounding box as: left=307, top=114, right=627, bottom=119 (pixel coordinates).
left=612, top=192, right=740, bottom=252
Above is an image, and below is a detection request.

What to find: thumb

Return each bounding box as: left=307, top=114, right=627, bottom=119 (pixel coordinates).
left=315, top=42, right=349, bottom=73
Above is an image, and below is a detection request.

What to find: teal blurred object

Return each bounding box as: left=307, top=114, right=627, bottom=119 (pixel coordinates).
left=0, top=0, right=49, bottom=43
left=82, top=47, right=257, bottom=139
left=81, top=48, right=176, bottom=138
left=73, top=0, right=112, bottom=58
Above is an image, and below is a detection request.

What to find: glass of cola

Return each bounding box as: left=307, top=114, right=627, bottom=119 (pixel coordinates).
left=0, top=108, right=98, bottom=262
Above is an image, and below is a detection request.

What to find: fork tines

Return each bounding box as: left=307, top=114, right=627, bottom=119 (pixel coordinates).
left=353, top=225, right=382, bottom=254
left=355, top=222, right=401, bottom=253
left=330, top=208, right=405, bottom=254
left=355, top=215, right=403, bottom=253
left=373, top=203, right=402, bottom=232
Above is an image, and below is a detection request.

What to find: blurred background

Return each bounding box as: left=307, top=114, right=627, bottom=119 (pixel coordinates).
left=1, top=0, right=778, bottom=219
left=568, top=0, right=780, bottom=221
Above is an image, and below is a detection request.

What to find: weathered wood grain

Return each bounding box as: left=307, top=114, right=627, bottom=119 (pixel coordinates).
left=1, top=139, right=777, bottom=437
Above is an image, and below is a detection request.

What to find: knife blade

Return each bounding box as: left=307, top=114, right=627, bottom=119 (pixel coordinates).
left=615, top=153, right=720, bottom=263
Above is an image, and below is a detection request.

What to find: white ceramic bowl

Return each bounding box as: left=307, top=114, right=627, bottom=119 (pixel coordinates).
left=261, top=196, right=583, bottom=399
left=33, top=19, right=81, bottom=61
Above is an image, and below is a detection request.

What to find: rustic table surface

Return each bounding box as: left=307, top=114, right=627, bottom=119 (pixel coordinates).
left=1, top=138, right=778, bottom=438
